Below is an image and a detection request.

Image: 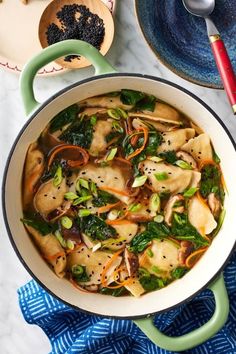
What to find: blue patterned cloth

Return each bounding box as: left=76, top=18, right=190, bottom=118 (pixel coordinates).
left=18, top=252, right=236, bottom=354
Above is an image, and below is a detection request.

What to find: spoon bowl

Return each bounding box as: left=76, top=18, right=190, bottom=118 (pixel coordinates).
left=38, top=0, right=114, bottom=69
left=182, top=0, right=215, bottom=17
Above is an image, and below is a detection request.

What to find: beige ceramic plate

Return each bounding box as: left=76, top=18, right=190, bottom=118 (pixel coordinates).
left=0, top=0, right=115, bottom=76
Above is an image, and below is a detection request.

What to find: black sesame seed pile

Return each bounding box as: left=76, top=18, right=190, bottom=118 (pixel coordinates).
left=46, top=4, right=105, bottom=62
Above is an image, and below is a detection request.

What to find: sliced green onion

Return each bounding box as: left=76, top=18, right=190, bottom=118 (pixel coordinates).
left=175, top=160, right=192, bottom=170
left=55, top=230, right=67, bottom=248
left=138, top=267, right=150, bottom=277
left=105, top=147, right=118, bottom=161
left=78, top=209, right=91, bottom=217
left=132, top=175, right=147, bottom=188
left=183, top=187, right=198, bottom=198
left=79, top=178, right=89, bottom=190
left=112, top=121, right=124, bottom=133
left=128, top=203, right=142, bottom=212
left=212, top=209, right=226, bottom=237
left=64, top=192, right=78, bottom=200
left=61, top=216, right=73, bottom=229
left=147, top=249, right=153, bottom=257
left=107, top=109, right=121, bottom=120
left=149, top=193, right=160, bottom=213
left=90, top=181, right=98, bottom=196
left=53, top=166, right=63, bottom=187
left=107, top=209, right=119, bottom=220
left=154, top=172, right=168, bottom=181
left=147, top=156, right=163, bottom=163
left=211, top=186, right=219, bottom=194
left=73, top=195, right=92, bottom=206
left=92, top=242, right=102, bottom=252
left=66, top=240, right=75, bottom=250
left=154, top=214, right=164, bottom=223
left=213, top=150, right=221, bottom=164
left=151, top=265, right=160, bottom=273
left=90, top=115, right=97, bottom=126
left=72, top=264, right=84, bottom=275
left=116, top=107, right=128, bottom=119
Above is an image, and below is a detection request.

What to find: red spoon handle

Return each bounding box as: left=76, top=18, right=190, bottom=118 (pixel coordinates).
left=210, top=34, right=236, bottom=114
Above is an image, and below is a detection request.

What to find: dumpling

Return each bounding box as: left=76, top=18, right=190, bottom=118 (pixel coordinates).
left=89, top=120, right=112, bottom=156
left=157, top=128, right=195, bottom=153
left=25, top=225, right=66, bottom=278
left=34, top=178, right=67, bottom=217
left=181, top=133, right=213, bottom=164
left=23, top=142, right=44, bottom=208
left=67, top=246, right=122, bottom=285
left=188, top=196, right=217, bottom=235
left=139, top=239, right=180, bottom=277
left=77, top=164, right=132, bottom=204
left=80, top=95, right=132, bottom=110
left=140, top=160, right=201, bottom=194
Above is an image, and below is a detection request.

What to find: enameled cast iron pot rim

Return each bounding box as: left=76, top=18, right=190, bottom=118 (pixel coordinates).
left=2, top=71, right=236, bottom=319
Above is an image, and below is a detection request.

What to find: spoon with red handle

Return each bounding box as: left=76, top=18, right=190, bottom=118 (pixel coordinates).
left=182, top=0, right=236, bottom=114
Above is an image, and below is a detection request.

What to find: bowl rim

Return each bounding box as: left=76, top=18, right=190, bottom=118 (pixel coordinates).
left=2, top=73, right=236, bottom=319
left=134, top=0, right=223, bottom=90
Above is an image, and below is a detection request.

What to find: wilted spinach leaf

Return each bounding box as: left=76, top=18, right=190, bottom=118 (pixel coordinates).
left=171, top=213, right=209, bottom=247
left=120, top=89, right=156, bottom=112
left=92, top=190, right=118, bottom=207
left=49, top=104, right=79, bottom=133
left=21, top=214, right=55, bottom=236
left=139, top=274, right=166, bottom=291
left=79, top=215, right=117, bottom=241
left=200, top=164, right=224, bottom=201
left=59, top=117, right=93, bottom=149
left=130, top=221, right=171, bottom=253
left=159, top=150, right=178, bottom=164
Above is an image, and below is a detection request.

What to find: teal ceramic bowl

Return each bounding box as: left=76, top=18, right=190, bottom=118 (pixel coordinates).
left=135, top=0, right=236, bottom=88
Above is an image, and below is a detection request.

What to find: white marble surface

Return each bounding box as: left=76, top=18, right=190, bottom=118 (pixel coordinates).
left=0, top=1, right=236, bottom=353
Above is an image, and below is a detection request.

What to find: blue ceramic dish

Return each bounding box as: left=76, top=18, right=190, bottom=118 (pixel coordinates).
left=135, top=0, right=236, bottom=89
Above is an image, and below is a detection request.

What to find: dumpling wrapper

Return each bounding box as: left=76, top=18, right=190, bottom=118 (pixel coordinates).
left=82, top=223, right=138, bottom=251
left=67, top=246, right=122, bottom=285
left=34, top=178, right=67, bottom=217
left=89, top=120, right=112, bottom=156
left=120, top=268, right=145, bottom=297
left=142, top=102, right=181, bottom=123
left=80, top=96, right=132, bottom=110
left=140, top=160, right=201, bottom=194
left=102, top=223, right=138, bottom=251
left=188, top=196, right=217, bottom=235
left=23, top=142, right=44, bottom=208
left=25, top=225, right=66, bottom=278
left=157, top=128, right=195, bottom=153
left=77, top=164, right=132, bottom=204
left=181, top=133, right=213, bottom=163
left=139, top=239, right=180, bottom=278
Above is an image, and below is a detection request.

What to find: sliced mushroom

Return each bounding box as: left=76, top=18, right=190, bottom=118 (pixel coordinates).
left=124, top=248, right=139, bottom=276
left=178, top=241, right=194, bottom=265
left=164, top=194, right=184, bottom=226
left=34, top=178, right=68, bottom=217
left=176, top=151, right=197, bottom=169
left=208, top=193, right=221, bottom=219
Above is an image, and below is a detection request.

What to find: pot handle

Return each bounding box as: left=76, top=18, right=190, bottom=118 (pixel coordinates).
left=133, top=274, right=229, bottom=352
left=20, top=39, right=117, bottom=115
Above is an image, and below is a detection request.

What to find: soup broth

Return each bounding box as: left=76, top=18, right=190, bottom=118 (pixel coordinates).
left=21, top=89, right=225, bottom=297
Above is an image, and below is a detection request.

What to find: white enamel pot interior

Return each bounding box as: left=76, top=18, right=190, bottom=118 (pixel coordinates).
left=2, top=42, right=236, bottom=319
